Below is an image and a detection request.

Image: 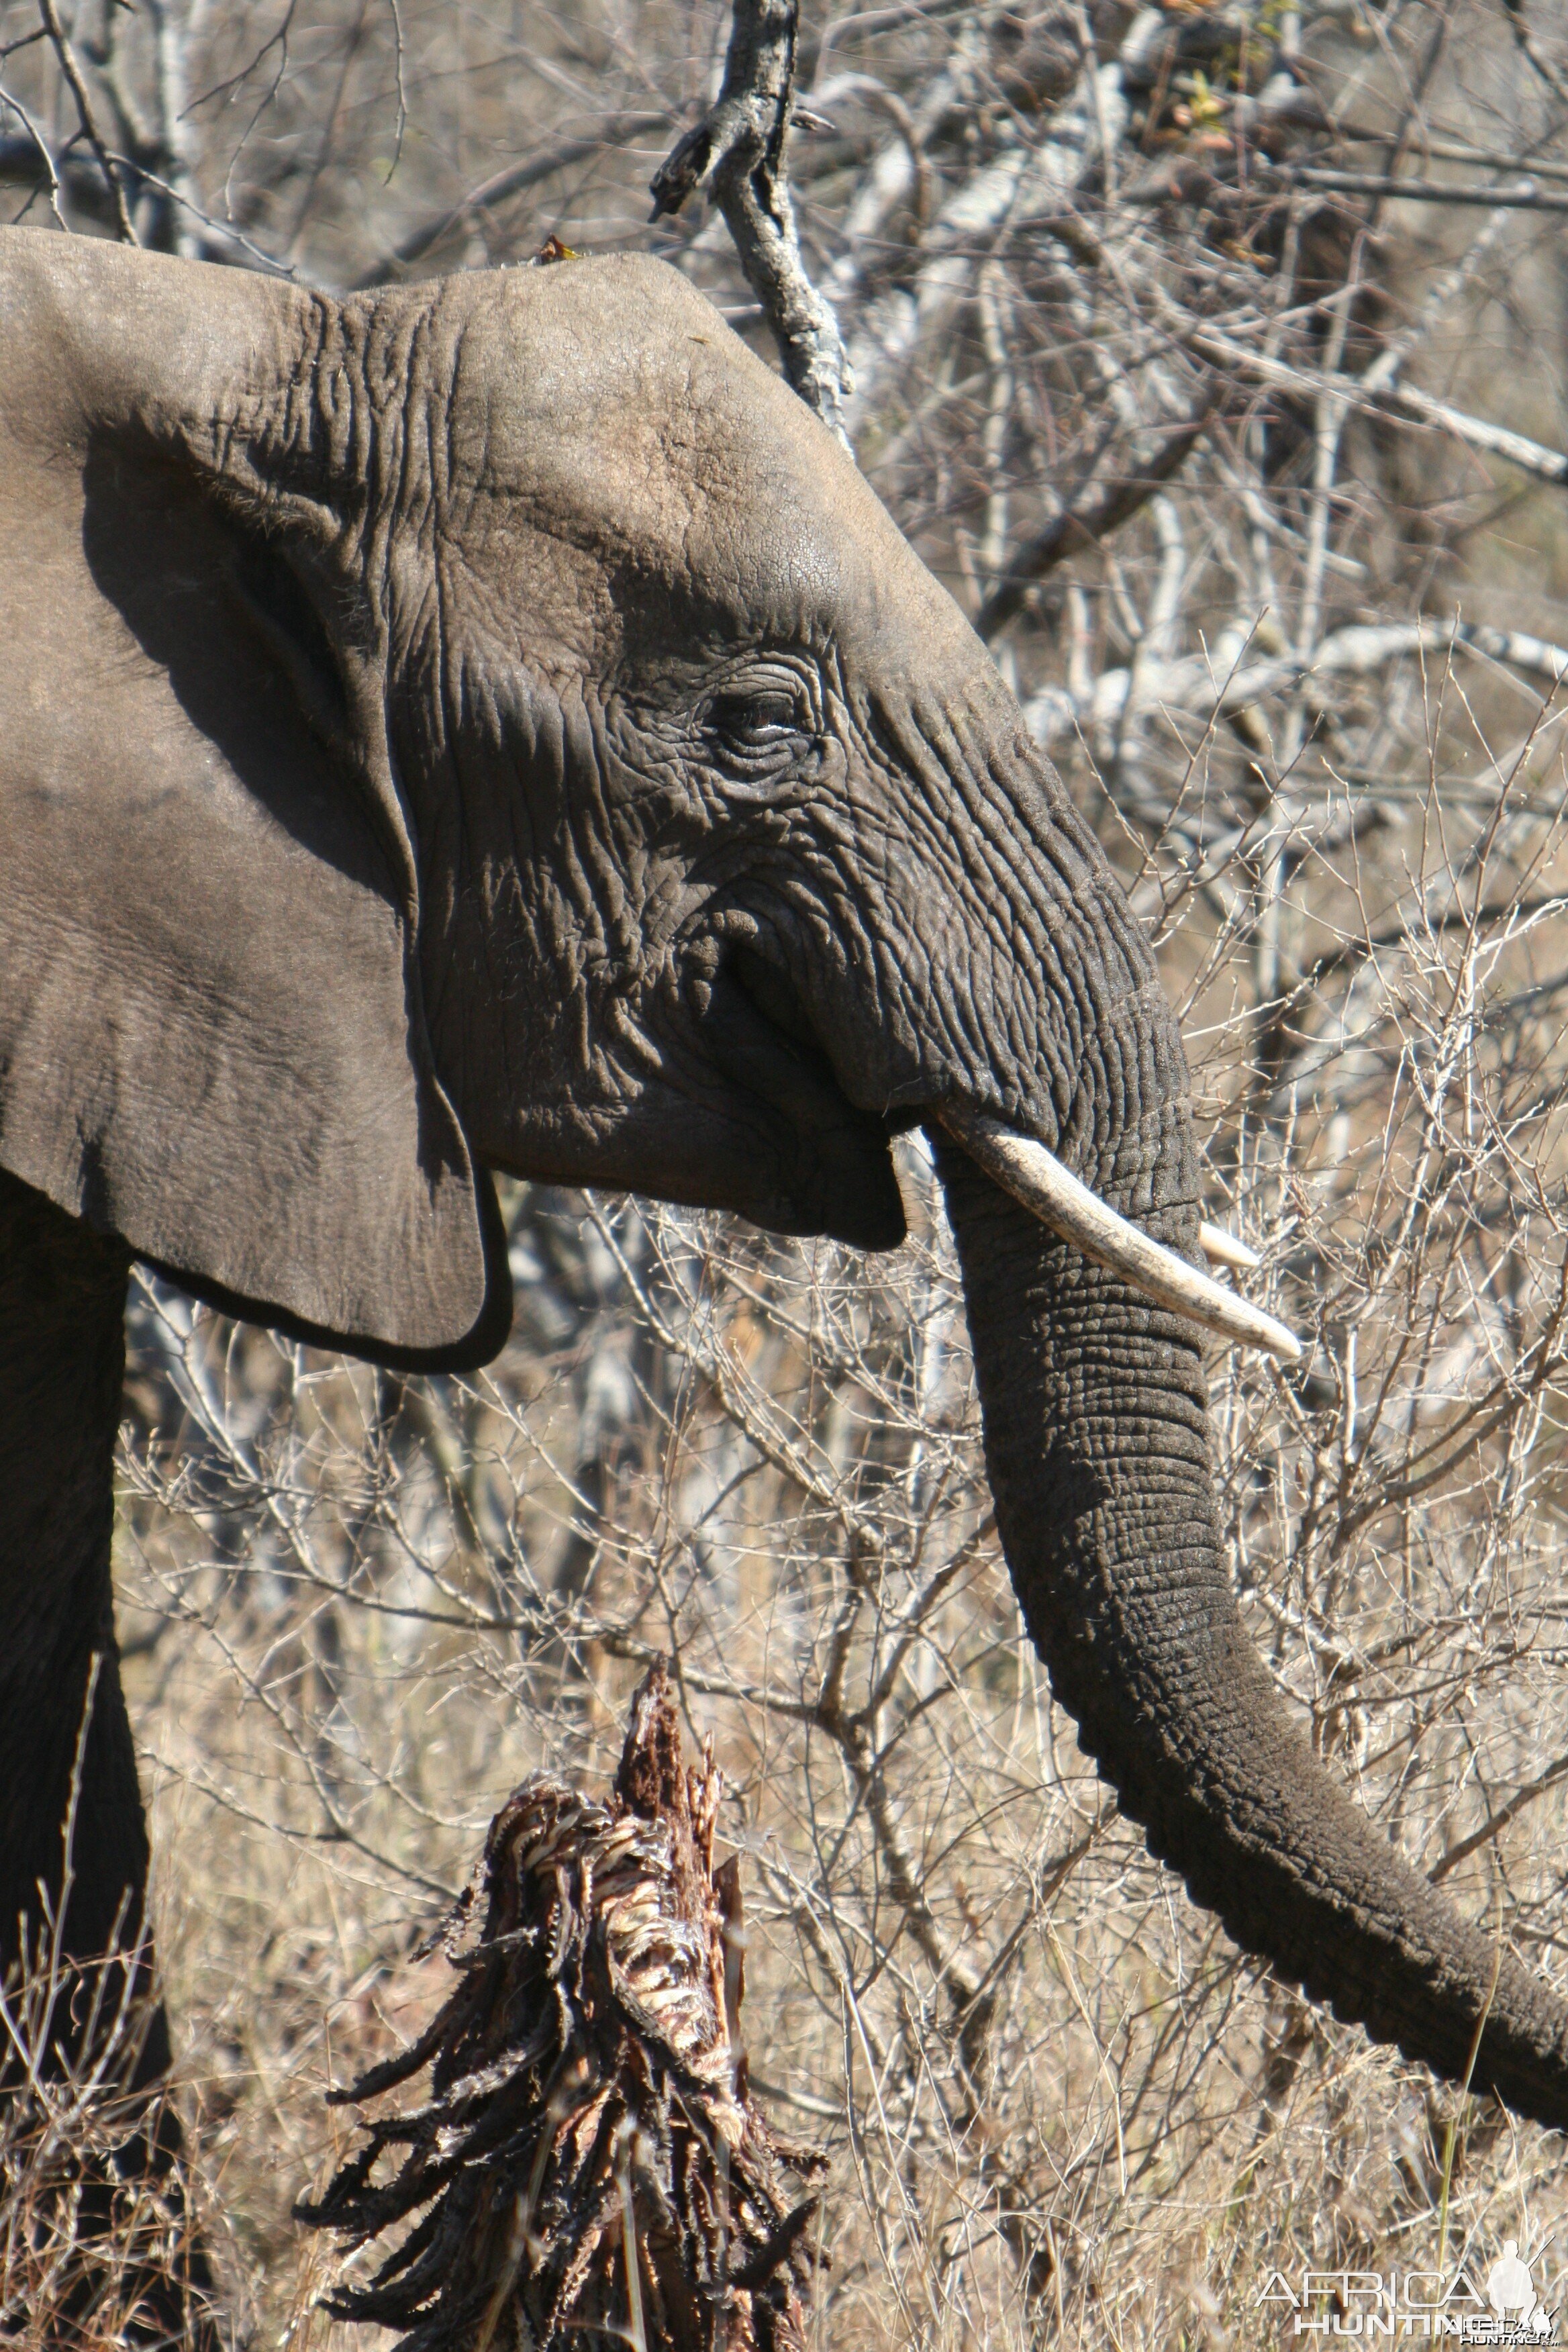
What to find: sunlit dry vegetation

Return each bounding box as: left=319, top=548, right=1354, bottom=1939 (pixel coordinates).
left=11, top=0, right=1568, bottom=2340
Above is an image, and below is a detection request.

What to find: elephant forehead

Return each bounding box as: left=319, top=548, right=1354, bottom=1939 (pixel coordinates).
left=439, top=258, right=926, bottom=642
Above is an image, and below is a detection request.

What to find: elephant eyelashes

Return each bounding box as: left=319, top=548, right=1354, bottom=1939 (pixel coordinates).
left=701, top=687, right=812, bottom=790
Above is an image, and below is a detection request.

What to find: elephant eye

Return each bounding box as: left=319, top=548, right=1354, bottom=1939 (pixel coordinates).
left=703, top=688, right=810, bottom=781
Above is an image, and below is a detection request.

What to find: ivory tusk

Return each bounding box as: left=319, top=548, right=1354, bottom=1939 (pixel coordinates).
left=934, top=1106, right=1303, bottom=1365
left=1199, top=1222, right=1262, bottom=1273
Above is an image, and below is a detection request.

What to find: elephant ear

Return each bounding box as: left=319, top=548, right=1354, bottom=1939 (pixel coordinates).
left=0, top=287, right=508, bottom=1369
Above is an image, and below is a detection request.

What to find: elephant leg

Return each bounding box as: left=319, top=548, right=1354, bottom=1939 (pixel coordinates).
left=0, top=1169, right=216, bottom=2344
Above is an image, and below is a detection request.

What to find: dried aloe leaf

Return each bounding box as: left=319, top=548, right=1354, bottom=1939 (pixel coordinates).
left=297, top=1662, right=824, bottom=2352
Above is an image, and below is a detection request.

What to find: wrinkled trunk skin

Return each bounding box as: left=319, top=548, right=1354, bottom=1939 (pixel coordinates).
left=934, top=1136, right=1568, bottom=2128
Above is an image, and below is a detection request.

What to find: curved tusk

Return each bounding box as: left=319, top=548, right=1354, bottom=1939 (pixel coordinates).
left=934, top=1106, right=1303, bottom=1364
left=1199, top=1221, right=1261, bottom=1273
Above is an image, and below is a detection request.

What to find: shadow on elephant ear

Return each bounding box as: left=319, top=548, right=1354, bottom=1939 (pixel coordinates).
left=79, top=427, right=387, bottom=895
left=0, top=426, right=510, bottom=1368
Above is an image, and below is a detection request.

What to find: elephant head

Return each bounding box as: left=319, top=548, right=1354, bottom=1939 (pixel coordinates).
left=3, top=228, right=1567, bottom=2128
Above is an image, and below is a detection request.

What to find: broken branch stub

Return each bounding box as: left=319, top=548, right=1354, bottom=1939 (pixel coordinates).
left=297, top=1662, right=824, bottom=2352
left=650, top=0, right=854, bottom=448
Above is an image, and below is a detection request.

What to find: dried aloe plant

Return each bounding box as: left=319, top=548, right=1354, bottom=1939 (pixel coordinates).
left=297, top=1663, right=824, bottom=2351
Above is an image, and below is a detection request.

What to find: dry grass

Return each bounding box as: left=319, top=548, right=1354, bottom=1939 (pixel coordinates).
left=1, top=2046, right=224, bottom=2350
left=0, top=1701, right=230, bottom=2350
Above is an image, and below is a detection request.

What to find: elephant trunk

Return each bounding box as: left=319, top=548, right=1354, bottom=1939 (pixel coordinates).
left=933, top=1132, right=1568, bottom=2127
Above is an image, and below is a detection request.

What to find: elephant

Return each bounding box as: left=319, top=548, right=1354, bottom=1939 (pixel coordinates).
left=3, top=222, right=1568, bottom=2310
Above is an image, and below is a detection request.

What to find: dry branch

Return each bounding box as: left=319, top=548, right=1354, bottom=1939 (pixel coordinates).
left=1026, top=615, right=1568, bottom=752
left=1, top=1659, right=222, bottom=2345
left=34, top=0, right=135, bottom=242
left=976, top=404, right=1214, bottom=642
left=356, top=111, right=671, bottom=288
left=1335, top=128, right=1568, bottom=183
left=651, top=0, right=852, bottom=447
left=1257, top=163, right=1568, bottom=213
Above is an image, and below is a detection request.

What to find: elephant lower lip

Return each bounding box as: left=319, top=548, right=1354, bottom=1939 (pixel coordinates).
left=701, top=958, right=905, bottom=1251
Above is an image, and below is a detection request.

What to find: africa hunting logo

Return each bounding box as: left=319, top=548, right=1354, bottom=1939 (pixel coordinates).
left=1258, top=2243, right=1559, bottom=2341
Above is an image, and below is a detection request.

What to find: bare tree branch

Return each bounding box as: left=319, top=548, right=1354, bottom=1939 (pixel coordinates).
left=0, top=91, right=62, bottom=225
left=1172, top=317, right=1568, bottom=489
left=34, top=0, right=136, bottom=243
left=1500, top=0, right=1568, bottom=109
left=651, top=0, right=853, bottom=448
left=356, top=109, right=671, bottom=288
left=1335, top=126, right=1568, bottom=183
left=976, top=403, right=1214, bottom=642
left=1256, top=162, right=1568, bottom=213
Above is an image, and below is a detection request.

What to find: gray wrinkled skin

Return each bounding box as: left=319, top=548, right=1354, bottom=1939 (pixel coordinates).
left=1, top=236, right=1181, bottom=1349
left=3, top=234, right=1568, bottom=2287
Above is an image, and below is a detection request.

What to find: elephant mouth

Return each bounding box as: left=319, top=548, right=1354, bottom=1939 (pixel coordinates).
left=695, top=946, right=1297, bottom=1343
left=696, top=946, right=907, bottom=1253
